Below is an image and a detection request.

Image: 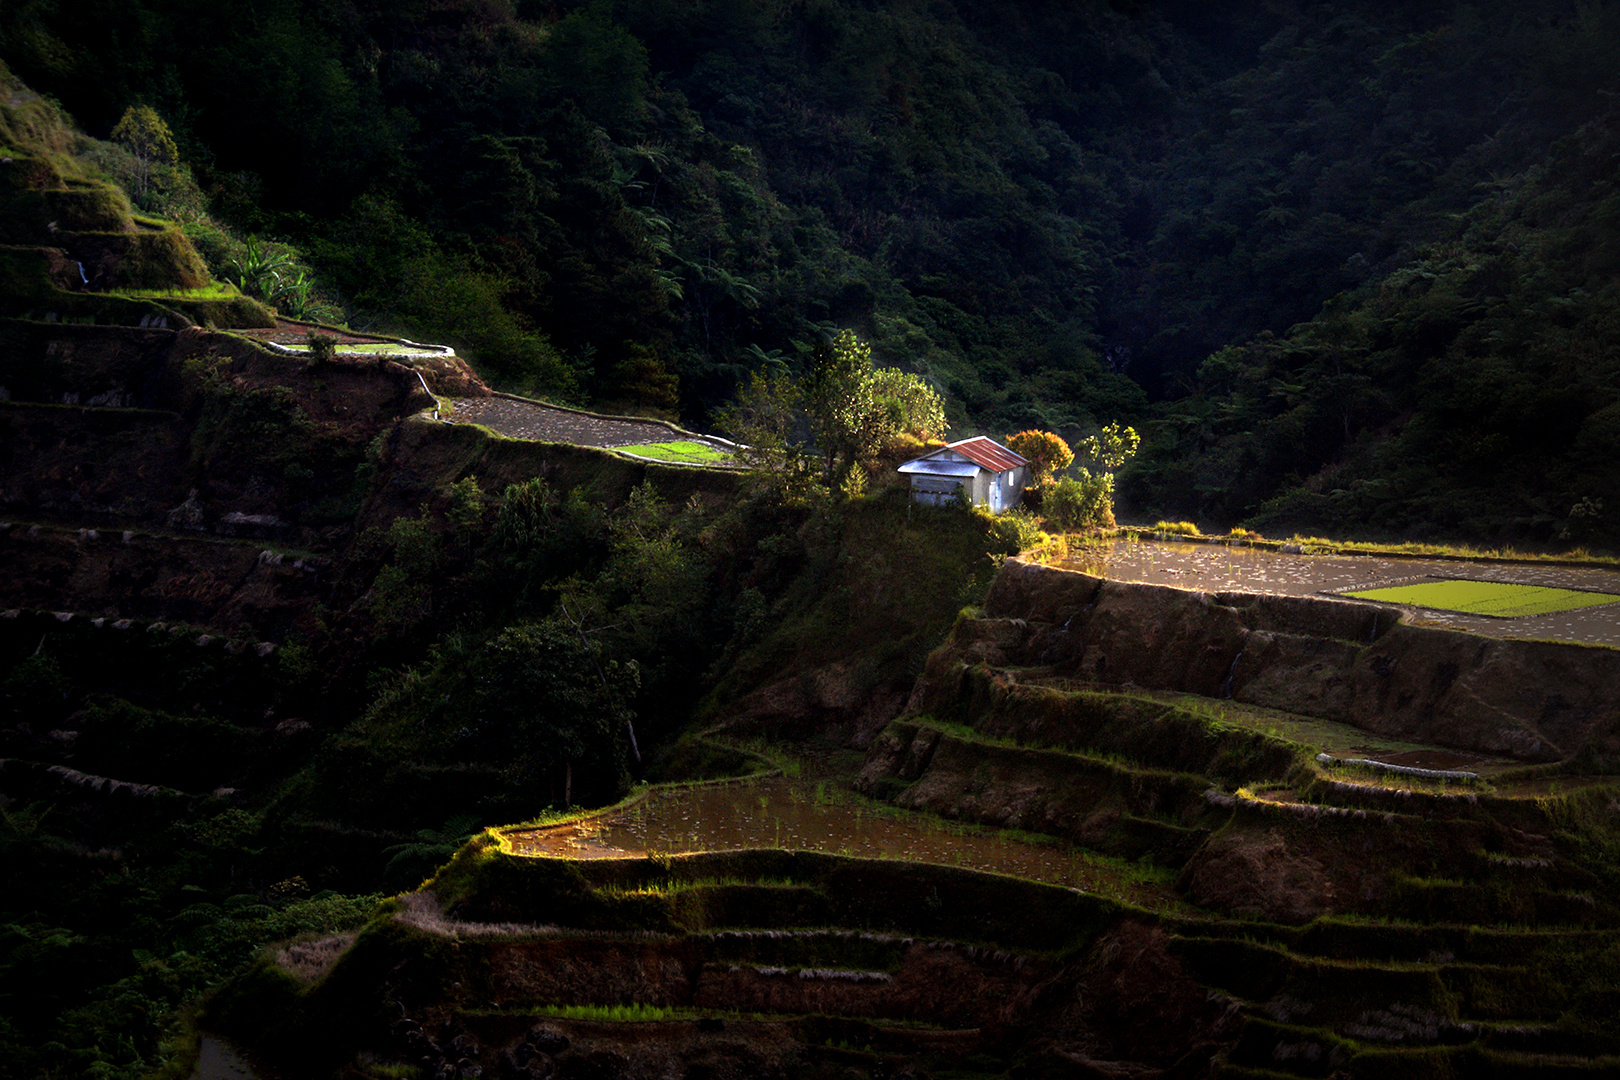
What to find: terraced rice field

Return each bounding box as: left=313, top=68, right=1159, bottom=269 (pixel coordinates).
left=506, top=778, right=1181, bottom=910
left=443, top=396, right=737, bottom=461
left=1062, top=540, right=1620, bottom=646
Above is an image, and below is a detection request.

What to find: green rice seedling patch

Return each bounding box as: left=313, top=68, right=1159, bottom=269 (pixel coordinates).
left=336, top=342, right=437, bottom=353
left=614, top=439, right=734, bottom=465
left=1344, top=579, right=1620, bottom=618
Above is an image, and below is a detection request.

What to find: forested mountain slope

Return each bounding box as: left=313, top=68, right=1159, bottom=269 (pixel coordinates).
left=4, top=2, right=1617, bottom=535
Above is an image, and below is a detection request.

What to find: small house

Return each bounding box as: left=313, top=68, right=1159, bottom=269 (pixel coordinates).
left=897, top=436, right=1029, bottom=513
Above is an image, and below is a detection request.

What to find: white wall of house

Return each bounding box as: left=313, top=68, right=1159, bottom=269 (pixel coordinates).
left=904, top=465, right=1027, bottom=512
left=899, top=439, right=1029, bottom=513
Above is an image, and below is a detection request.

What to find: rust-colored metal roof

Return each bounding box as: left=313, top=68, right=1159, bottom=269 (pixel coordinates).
left=946, top=436, right=1028, bottom=473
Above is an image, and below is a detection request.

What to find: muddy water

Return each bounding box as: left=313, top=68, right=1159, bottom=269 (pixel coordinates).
left=1059, top=540, right=1620, bottom=647
left=507, top=779, right=1176, bottom=908
left=189, top=1036, right=260, bottom=1080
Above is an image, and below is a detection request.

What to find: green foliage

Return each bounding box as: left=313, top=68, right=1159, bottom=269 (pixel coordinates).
left=717, top=367, right=816, bottom=498
left=369, top=514, right=438, bottom=634
left=984, top=507, right=1044, bottom=556
left=305, top=329, right=337, bottom=366
left=1006, top=430, right=1073, bottom=484
left=446, top=475, right=484, bottom=535
left=381, top=815, right=484, bottom=886
left=109, top=104, right=177, bottom=201
left=386, top=617, right=641, bottom=806
left=722, top=329, right=944, bottom=500
left=1045, top=473, right=1115, bottom=531
left=225, top=236, right=294, bottom=302
left=867, top=364, right=947, bottom=449
left=1043, top=422, right=1138, bottom=530
left=1076, top=422, right=1140, bottom=473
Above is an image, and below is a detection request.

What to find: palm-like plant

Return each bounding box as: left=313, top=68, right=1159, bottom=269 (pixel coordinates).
left=228, top=240, right=342, bottom=321
left=226, top=237, right=295, bottom=300
left=381, top=815, right=485, bottom=883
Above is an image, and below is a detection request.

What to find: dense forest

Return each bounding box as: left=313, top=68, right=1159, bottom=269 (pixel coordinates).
left=5, top=0, right=1620, bottom=543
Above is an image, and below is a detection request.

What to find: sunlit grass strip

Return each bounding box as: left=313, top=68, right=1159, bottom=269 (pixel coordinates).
left=1344, top=579, right=1620, bottom=617
left=110, top=283, right=241, bottom=299
left=614, top=440, right=734, bottom=464
left=535, top=1002, right=679, bottom=1022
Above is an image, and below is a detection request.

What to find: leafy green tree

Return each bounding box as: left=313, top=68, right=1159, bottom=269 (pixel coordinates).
left=869, top=365, right=947, bottom=451
left=719, top=367, right=816, bottom=498
left=1077, top=422, right=1140, bottom=473
left=109, top=104, right=177, bottom=201
left=1006, top=430, right=1073, bottom=485
left=1046, top=422, right=1139, bottom=530
left=722, top=329, right=944, bottom=498
left=467, top=619, right=637, bottom=805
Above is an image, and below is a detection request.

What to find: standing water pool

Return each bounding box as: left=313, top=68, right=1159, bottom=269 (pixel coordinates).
left=505, top=778, right=1178, bottom=910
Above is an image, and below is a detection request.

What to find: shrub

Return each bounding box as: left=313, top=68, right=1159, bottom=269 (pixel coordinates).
left=1046, top=474, right=1116, bottom=530
left=306, top=330, right=337, bottom=366
left=1152, top=520, right=1200, bottom=536
left=986, top=507, right=1044, bottom=554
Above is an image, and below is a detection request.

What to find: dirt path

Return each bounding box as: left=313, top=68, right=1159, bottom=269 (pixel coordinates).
left=1062, top=540, right=1620, bottom=647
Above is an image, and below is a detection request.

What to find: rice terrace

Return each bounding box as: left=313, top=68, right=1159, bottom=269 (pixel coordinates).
left=8, top=5, right=1620, bottom=1079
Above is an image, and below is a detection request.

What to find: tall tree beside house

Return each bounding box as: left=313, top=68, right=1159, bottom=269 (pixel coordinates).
left=721, top=329, right=944, bottom=500
left=1006, top=430, right=1074, bottom=485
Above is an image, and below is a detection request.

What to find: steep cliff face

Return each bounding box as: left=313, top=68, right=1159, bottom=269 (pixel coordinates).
left=960, top=559, right=1620, bottom=763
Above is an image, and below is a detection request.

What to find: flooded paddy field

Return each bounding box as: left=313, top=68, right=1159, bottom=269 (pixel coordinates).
left=1145, top=692, right=1525, bottom=777
left=505, top=778, right=1182, bottom=911
left=1059, top=539, right=1620, bottom=647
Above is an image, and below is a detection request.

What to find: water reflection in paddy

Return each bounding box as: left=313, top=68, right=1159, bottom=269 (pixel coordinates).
left=1058, top=539, right=1620, bottom=647
left=506, top=779, right=1177, bottom=910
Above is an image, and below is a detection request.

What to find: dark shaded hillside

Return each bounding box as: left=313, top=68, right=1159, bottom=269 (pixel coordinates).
left=1135, top=99, right=1620, bottom=542
left=0, top=71, right=1045, bottom=1076
left=7, top=2, right=1620, bottom=541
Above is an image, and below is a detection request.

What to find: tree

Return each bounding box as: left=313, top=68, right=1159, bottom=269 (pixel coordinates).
left=801, top=328, right=882, bottom=489
left=869, top=365, right=947, bottom=451
left=1078, top=422, right=1141, bottom=472
left=1006, top=430, right=1074, bottom=484
left=718, top=367, right=815, bottom=497
left=1045, top=422, right=1139, bottom=530
left=721, top=329, right=945, bottom=499
left=109, top=105, right=178, bottom=202
left=467, top=619, right=637, bottom=806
